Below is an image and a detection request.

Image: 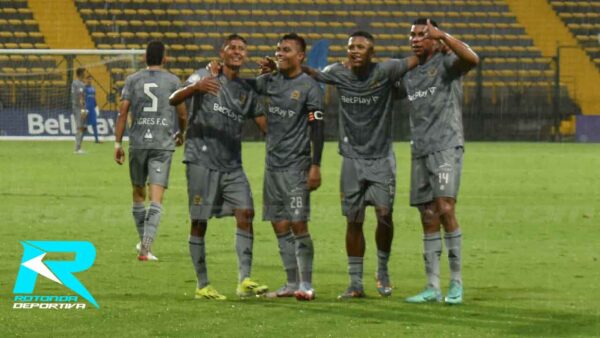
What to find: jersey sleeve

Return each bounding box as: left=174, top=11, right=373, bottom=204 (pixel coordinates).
left=249, top=91, right=266, bottom=118
left=313, top=63, right=341, bottom=85
left=252, top=74, right=269, bottom=94
left=305, top=80, right=324, bottom=112
left=121, top=76, right=132, bottom=101
left=381, top=58, right=409, bottom=82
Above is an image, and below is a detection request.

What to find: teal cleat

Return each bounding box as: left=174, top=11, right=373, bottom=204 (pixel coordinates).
left=405, top=287, right=442, bottom=303
left=444, top=280, right=463, bottom=305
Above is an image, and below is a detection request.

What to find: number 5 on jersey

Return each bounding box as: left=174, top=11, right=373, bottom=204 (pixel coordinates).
left=143, top=83, right=158, bottom=112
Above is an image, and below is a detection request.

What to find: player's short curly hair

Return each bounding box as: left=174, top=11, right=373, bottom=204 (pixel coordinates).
left=349, top=31, right=375, bottom=44
left=221, top=34, right=247, bottom=50
left=278, top=33, right=306, bottom=52
left=146, top=40, right=165, bottom=66
left=413, top=18, right=439, bottom=27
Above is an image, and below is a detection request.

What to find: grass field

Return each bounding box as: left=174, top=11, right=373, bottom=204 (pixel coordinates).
left=1, top=141, right=599, bottom=337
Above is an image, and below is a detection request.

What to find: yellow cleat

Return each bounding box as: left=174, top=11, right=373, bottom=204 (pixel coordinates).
left=236, top=278, right=268, bottom=297
left=194, top=285, right=227, bottom=300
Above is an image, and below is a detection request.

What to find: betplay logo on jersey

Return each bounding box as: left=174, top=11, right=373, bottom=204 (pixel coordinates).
left=12, top=241, right=99, bottom=309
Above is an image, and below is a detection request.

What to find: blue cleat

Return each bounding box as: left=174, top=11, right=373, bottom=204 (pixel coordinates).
left=444, top=280, right=463, bottom=305
left=405, top=287, right=442, bottom=303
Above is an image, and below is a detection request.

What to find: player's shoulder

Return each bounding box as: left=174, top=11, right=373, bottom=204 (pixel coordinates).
left=298, top=73, right=321, bottom=89
left=187, top=68, right=210, bottom=83
left=322, top=62, right=345, bottom=73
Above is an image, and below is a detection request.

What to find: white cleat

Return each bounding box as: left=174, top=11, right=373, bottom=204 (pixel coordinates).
left=136, top=242, right=158, bottom=261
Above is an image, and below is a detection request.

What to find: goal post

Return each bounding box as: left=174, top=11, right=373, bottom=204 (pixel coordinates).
left=0, top=49, right=144, bottom=140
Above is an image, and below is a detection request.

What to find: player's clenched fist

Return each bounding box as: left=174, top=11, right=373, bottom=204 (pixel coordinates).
left=114, top=143, right=125, bottom=165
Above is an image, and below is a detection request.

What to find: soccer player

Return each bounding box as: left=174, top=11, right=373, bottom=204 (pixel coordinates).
left=169, top=34, right=268, bottom=300
left=402, top=19, right=479, bottom=305
left=263, top=32, right=418, bottom=298
left=84, top=75, right=101, bottom=143
left=114, top=41, right=187, bottom=261
left=252, top=33, right=324, bottom=301
left=72, top=67, right=87, bottom=154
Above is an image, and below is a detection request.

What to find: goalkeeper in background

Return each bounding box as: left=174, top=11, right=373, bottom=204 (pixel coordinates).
left=72, top=67, right=87, bottom=154
left=84, top=75, right=102, bottom=143
left=114, top=41, right=187, bottom=261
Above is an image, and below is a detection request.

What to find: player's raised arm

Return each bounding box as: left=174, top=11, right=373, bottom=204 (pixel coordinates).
left=114, top=99, right=129, bottom=165
left=169, top=75, right=220, bottom=106
left=423, top=19, right=479, bottom=73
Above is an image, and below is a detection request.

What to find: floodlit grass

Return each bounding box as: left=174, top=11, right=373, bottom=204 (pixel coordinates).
left=1, top=141, right=599, bottom=337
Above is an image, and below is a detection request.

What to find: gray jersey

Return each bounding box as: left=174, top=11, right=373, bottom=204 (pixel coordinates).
left=71, top=79, right=85, bottom=111
left=184, top=69, right=263, bottom=171
left=402, top=53, right=465, bottom=158
left=121, top=69, right=181, bottom=151
left=315, top=59, right=408, bottom=159
left=255, top=72, right=323, bottom=170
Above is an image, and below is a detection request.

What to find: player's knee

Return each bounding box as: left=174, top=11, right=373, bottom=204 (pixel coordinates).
left=375, top=208, right=393, bottom=228
left=236, top=209, right=254, bottom=227
left=190, top=220, right=207, bottom=237
left=436, top=199, right=455, bottom=218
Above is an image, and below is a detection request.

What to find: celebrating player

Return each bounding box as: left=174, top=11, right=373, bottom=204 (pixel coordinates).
left=254, top=33, right=324, bottom=301
left=169, top=34, right=268, bottom=300
left=114, top=41, right=187, bottom=261
left=263, top=31, right=418, bottom=298
left=402, top=19, right=479, bottom=305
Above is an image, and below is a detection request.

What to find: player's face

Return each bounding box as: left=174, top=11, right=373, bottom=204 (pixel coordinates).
left=275, top=39, right=304, bottom=72
left=347, top=36, right=373, bottom=68
left=220, top=39, right=247, bottom=68
left=409, top=24, right=434, bottom=57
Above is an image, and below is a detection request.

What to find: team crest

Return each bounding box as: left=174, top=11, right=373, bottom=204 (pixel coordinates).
left=428, top=68, right=438, bottom=77
left=193, top=195, right=202, bottom=205
left=290, top=90, right=300, bottom=100
left=239, top=93, right=247, bottom=105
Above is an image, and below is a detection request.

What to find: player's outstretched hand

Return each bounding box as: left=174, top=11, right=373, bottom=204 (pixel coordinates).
left=258, top=57, right=276, bottom=74
left=194, top=77, right=220, bottom=96
left=206, top=60, right=221, bottom=76
left=114, top=145, right=125, bottom=165
left=424, top=19, right=445, bottom=41
left=174, top=131, right=185, bottom=147
left=307, top=165, right=321, bottom=191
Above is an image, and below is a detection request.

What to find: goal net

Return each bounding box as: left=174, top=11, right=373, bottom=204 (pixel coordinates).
left=0, top=49, right=143, bottom=140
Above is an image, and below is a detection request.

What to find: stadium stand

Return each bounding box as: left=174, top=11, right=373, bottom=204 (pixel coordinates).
left=549, top=0, right=600, bottom=69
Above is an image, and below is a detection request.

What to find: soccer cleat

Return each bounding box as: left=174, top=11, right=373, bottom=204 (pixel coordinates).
left=136, top=242, right=158, bottom=261
left=73, top=149, right=86, bottom=154
left=236, top=278, right=268, bottom=297
left=294, top=288, right=315, bottom=301
left=195, top=285, right=227, bottom=300
left=265, top=284, right=297, bottom=298
left=444, top=280, right=463, bottom=305
left=337, top=286, right=366, bottom=300
left=405, top=287, right=442, bottom=303
left=375, top=273, right=393, bottom=297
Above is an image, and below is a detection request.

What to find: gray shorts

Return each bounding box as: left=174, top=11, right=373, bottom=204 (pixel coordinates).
left=410, top=146, right=463, bottom=206
left=186, top=163, right=254, bottom=221
left=73, top=109, right=88, bottom=129
left=340, top=153, right=396, bottom=220
left=129, top=149, right=174, bottom=188
left=263, top=168, right=310, bottom=222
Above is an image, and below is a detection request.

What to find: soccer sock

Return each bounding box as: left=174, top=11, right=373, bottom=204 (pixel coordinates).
left=142, top=202, right=162, bottom=251
left=189, top=235, right=209, bottom=288
left=444, top=229, right=462, bottom=285
left=423, top=232, right=442, bottom=290
left=75, top=130, right=83, bottom=150
left=92, top=123, right=99, bottom=142
left=235, top=228, right=253, bottom=282
left=132, top=202, right=146, bottom=241
left=294, top=233, right=314, bottom=289
left=348, top=256, right=364, bottom=290
left=376, top=250, right=391, bottom=282
left=276, top=231, right=298, bottom=287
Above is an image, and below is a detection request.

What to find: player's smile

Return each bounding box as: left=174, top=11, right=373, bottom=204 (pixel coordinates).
left=275, top=39, right=303, bottom=74
left=222, top=40, right=247, bottom=68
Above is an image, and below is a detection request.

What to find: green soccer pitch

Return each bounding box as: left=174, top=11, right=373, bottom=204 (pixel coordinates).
left=1, top=141, right=599, bottom=337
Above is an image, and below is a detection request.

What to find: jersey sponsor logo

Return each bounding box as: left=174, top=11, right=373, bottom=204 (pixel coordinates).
left=340, top=95, right=380, bottom=105
left=268, top=105, right=296, bottom=118
left=213, top=103, right=244, bottom=122
left=308, top=110, right=324, bottom=121
left=144, top=129, right=153, bottom=140
left=407, top=87, right=437, bottom=102
left=290, top=90, right=300, bottom=100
